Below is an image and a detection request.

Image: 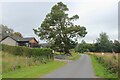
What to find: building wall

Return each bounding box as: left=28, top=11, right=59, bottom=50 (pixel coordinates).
left=1, top=37, right=18, bottom=46
left=29, top=39, right=38, bottom=44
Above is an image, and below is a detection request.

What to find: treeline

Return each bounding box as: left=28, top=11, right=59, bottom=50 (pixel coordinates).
left=2, top=44, right=54, bottom=60
left=0, top=24, right=23, bottom=41
left=75, top=32, right=120, bottom=53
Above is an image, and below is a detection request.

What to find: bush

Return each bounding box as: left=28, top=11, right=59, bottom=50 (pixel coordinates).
left=93, top=53, right=118, bottom=74
left=2, top=44, right=54, bottom=73
left=2, top=44, right=53, bottom=60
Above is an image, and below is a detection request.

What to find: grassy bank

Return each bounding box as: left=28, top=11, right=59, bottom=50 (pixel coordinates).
left=90, top=55, right=118, bottom=78
left=69, top=54, right=81, bottom=60
left=2, top=51, right=66, bottom=78
left=54, top=49, right=81, bottom=60
left=69, top=50, right=81, bottom=60
left=2, top=61, right=66, bottom=78
left=2, top=52, right=51, bottom=73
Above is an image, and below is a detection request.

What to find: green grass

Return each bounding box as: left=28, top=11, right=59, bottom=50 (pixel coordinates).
left=90, top=55, right=118, bottom=78
left=69, top=51, right=81, bottom=60
left=69, top=54, right=81, bottom=60
left=2, top=61, right=66, bottom=78
left=54, top=50, right=81, bottom=61
left=54, top=51, right=64, bottom=54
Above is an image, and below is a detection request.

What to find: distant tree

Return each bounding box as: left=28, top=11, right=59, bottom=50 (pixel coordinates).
left=81, top=40, right=86, bottom=44
left=113, top=40, right=120, bottom=53
left=11, top=32, right=23, bottom=38
left=0, top=24, right=24, bottom=40
left=0, top=24, right=14, bottom=39
left=95, top=32, right=113, bottom=52
left=34, top=2, right=87, bottom=55
left=75, top=40, right=89, bottom=53
left=86, top=43, right=95, bottom=52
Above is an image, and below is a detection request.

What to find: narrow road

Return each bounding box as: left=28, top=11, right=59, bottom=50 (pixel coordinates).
left=41, top=54, right=97, bottom=78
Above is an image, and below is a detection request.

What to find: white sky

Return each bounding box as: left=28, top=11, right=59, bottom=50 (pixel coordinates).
left=0, top=0, right=119, bottom=43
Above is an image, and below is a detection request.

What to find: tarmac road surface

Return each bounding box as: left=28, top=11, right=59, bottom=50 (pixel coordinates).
left=41, top=54, right=97, bottom=78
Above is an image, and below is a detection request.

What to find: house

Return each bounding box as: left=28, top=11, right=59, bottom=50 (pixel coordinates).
left=0, top=36, right=38, bottom=47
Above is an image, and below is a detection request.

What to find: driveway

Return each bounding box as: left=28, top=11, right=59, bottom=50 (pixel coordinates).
left=41, top=54, right=97, bottom=78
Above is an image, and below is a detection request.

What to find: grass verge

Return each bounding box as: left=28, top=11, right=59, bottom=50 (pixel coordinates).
left=2, top=61, right=66, bottom=78
left=90, top=55, right=118, bottom=78
left=69, top=54, right=81, bottom=60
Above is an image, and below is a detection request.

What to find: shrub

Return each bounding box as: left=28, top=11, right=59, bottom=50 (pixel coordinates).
left=92, top=53, right=118, bottom=74
left=1, top=44, right=54, bottom=73
left=2, top=44, right=53, bottom=60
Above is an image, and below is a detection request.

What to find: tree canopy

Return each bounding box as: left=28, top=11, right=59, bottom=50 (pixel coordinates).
left=95, top=32, right=113, bottom=52
left=0, top=24, right=23, bottom=40
left=75, top=40, right=95, bottom=53
left=113, top=40, right=120, bottom=53
left=75, top=33, right=120, bottom=53
left=34, top=2, right=87, bottom=55
left=11, top=32, right=23, bottom=38
left=0, top=24, right=14, bottom=40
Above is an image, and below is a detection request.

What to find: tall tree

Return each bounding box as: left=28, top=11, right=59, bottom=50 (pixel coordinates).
left=0, top=24, right=23, bottom=40
left=113, top=40, right=120, bottom=53
left=95, top=32, right=113, bottom=52
left=0, top=24, right=14, bottom=40
left=11, top=32, right=23, bottom=38
left=75, top=40, right=90, bottom=53
left=34, top=2, right=87, bottom=55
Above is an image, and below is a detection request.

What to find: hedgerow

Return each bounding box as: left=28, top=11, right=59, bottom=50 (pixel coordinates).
left=2, top=44, right=53, bottom=60
left=92, top=53, right=118, bottom=75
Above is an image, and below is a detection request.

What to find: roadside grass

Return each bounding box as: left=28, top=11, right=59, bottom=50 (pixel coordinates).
left=2, top=61, right=66, bottom=78
left=90, top=55, right=118, bottom=78
left=69, top=49, right=81, bottom=60
left=69, top=54, right=81, bottom=60
left=54, top=49, right=81, bottom=60
left=2, top=52, right=50, bottom=73
left=54, top=51, right=64, bottom=54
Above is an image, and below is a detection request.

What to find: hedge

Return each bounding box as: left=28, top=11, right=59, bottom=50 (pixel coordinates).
left=1, top=44, right=54, bottom=60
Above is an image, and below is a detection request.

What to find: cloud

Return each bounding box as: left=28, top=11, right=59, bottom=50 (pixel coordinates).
left=1, top=0, right=119, bottom=43
left=2, top=2, right=55, bottom=43
left=65, top=0, right=118, bottom=42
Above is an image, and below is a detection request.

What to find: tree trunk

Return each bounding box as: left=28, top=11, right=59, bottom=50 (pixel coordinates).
left=64, top=47, right=72, bottom=56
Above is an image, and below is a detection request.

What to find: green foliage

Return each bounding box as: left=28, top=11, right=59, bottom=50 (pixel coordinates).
left=69, top=54, right=81, bottom=60
left=2, top=44, right=54, bottom=73
left=95, top=32, right=113, bottom=52
left=75, top=40, right=95, bottom=53
left=92, top=54, right=118, bottom=76
left=75, top=44, right=87, bottom=53
left=2, top=44, right=53, bottom=59
left=91, top=55, right=118, bottom=78
left=11, top=32, right=23, bottom=38
left=0, top=24, right=14, bottom=40
left=75, top=32, right=120, bottom=53
left=113, top=40, right=120, bottom=53
left=0, top=24, right=24, bottom=44
left=34, top=2, right=87, bottom=54
left=68, top=49, right=81, bottom=60
left=2, top=61, right=66, bottom=78
left=2, top=52, right=40, bottom=73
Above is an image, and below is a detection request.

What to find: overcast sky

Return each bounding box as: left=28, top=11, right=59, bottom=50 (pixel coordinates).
left=0, top=0, right=119, bottom=43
